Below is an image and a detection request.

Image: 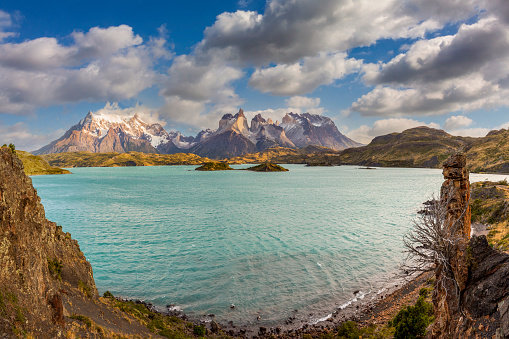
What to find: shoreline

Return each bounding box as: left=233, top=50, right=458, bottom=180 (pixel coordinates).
left=117, top=271, right=432, bottom=337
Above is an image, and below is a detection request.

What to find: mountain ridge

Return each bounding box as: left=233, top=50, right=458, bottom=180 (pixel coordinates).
left=34, top=109, right=362, bottom=159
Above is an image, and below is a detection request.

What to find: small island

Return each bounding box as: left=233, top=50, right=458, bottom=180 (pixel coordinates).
left=246, top=163, right=289, bottom=172
left=195, top=162, right=233, bottom=171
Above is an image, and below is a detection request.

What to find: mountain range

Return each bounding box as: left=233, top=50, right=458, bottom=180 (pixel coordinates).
left=34, top=109, right=362, bottom=158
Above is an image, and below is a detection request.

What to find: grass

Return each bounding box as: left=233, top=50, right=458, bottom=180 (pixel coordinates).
left=78, top=281, right=92, bottom=298
left=42, top=151, right=212, bottom=168
left=14, top=150, right=71, bottom=176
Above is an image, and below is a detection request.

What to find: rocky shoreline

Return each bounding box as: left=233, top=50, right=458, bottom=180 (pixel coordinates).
left=115, top=271, right=432, bottom=338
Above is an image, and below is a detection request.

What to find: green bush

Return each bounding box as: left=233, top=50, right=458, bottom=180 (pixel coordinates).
left=47, top=258, right=63, bottom=281
left=390, top=296, right=433, bottom=339
left=193, top=325, right=206, bottom=336
left=8, top=143, right=15, bottom=153
left=70, top=314, right=93, bottom=328
left=103, top=290, right=114, bottom=298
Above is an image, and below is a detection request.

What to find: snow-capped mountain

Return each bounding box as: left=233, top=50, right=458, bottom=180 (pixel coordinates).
left=35, top=109, right=362, bottom=158
left=280, top=113, right=364, bottom=150
left=33, top=111, right=177, bottom=155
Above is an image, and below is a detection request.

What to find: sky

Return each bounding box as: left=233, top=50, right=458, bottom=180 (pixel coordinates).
left=1, top=0, right=509, bottom=151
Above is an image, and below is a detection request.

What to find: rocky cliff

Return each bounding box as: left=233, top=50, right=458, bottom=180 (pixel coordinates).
left=0, top=146, right=97, bottom=337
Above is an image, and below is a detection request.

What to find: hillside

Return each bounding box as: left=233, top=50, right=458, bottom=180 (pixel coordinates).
left=471, top=180, right=509, bottom=251
left=466, top=128, right=509, bottom=173
left=225, top=145, right=340, bottom=164
left=333, top=126, right=472, bottom=168
left=12, top=149, right=71, bottom=175
left=42, top=151, right=211, bottom=168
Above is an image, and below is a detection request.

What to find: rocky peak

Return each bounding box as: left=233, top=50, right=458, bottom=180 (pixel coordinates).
left=235, top=108, right=245, bottom=119
left=251, top=114, right=267, bottom=131
left=282, top=113, right=296, bottom=124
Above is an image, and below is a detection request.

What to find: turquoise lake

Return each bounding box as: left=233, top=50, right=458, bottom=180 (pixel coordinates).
left=31, top=165, right=508, bottom=327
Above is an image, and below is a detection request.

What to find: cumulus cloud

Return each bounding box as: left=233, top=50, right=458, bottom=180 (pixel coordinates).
left=346, top=118, right=440, bottom=144
left=198, top=0, right=481, bottom=66
left=0, top=122, right=65, bottom=152
left=352, top=15, right=509, bottom=116
left=443, top=115, right=473, bottom=130
left=159, top=0, right=485, bottom=126
left=92, top=102, right=166, bottom=126
left=0, top=24, right=171, bottom=114
left=242, top=96, right=324, bottom=123
left=447, top=127, right=490, bottom=138
left=249, top=53, right=361, bottom=95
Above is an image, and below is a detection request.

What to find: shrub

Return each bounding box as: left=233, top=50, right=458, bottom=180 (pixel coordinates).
left=103, top=291, right=114, bottom=298
left=8, top=143, right=15, bottom=153
left=70, top=314, right=93, bottom=328
left=390, top=296, right=433, bottom=339
left=47, top=258, right=63, bottom=281
left=193, top=325, right=206, bottom=336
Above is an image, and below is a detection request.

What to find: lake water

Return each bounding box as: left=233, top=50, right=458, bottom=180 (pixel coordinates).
left=31, top=165, right=508, bottom=327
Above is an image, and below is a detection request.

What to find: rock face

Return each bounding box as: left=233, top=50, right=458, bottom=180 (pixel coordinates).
left=432, top=153, right=471, bottom=338
left=0, top=147, right=97, bottom=337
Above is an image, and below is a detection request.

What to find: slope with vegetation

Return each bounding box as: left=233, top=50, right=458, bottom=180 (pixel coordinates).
left=334, top=127, right=472, bottom=168
left=471, top=179, right=509, bottom=251
left=225, top=145, right=340, bottom=164
left=466, top=128, right=509, bottom=173
left=42, top=151, right=211, bottom=167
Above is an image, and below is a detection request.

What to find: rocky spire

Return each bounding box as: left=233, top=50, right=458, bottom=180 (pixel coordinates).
left=433, top=153, right=471, bottom=338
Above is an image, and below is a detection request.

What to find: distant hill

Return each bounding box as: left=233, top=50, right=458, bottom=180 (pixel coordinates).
left=465, top=128, right=509, bottom=173
left=335, top=127, right=473, bottom=168
left=42, top=151, right=211, bottom=168
left=14, top=150, right=71, bottom=176
left=225, top=145, right=340, bottom=164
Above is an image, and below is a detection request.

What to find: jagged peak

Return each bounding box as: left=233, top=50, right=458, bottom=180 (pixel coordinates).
left=252, top=113, right=266, bottom=123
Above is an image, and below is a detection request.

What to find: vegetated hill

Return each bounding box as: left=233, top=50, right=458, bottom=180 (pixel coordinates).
left=471, top=180, right=509, bottom=251
left=332, top=127, right=473, bottom=168
left=225, top=145, right=341, bottom=164
left=42, top=151, right=211, bottom=168
left=13, top=149, right=71, bottom=175
left=466, top=128, right=509, bottom=173
left=246, top=163, right=289, bottom=172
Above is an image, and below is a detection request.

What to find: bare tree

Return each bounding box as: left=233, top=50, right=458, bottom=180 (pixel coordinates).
left=401, top=183, right=469, bottom=304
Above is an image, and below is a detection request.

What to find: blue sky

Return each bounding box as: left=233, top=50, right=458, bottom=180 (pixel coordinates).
left=1, top=0, right=509, bottom=151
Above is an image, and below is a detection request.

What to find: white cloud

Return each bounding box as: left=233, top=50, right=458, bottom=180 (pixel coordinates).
left=353, top=16, right=509, bottom=117
left=443, top=115, right=473, bottom=130
left=285, top=96, right=320, bottom=110
left=0, top=25, right=171, bottom=114
left=92, top=102, right=166, bottom=126
left=198, top=0, right=481, bottom=66
left=447, top=127, right=490, bottom=138
left=0, top=10, right=16, bottom=42
left=0, top=122, right=65, bottom=152
left=346, top=118, right=440, bottom=144
left=249, top=53, right=361, bottom=95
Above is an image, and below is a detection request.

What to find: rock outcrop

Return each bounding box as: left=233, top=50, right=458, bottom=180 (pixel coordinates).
left=432, top=153, right=471, bottom=338
left=0, top=147, right=97, bottom=337
left=431, top=153, right=508, bottom=338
